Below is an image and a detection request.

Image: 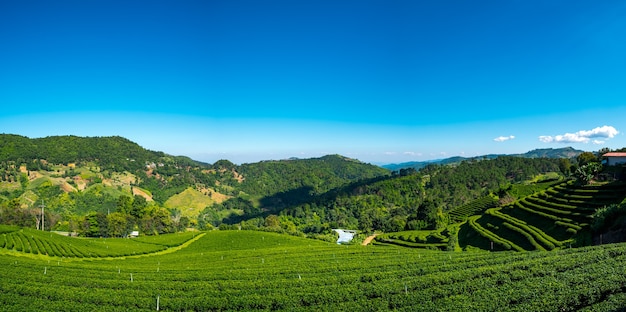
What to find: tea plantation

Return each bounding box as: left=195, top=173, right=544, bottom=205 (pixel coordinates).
left=377, top=180, right=626, bottom=252
left=1, top=229, right=626, bottom=311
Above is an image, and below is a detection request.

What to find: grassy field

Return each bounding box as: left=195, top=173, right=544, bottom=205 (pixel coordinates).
left=164, top=187, right=214, bottom=218
left=1, top=230, right=626, bottom=311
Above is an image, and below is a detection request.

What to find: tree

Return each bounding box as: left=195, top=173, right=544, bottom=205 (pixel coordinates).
left=116, top=195, right=133, bottom=214
left=107, top=212, right=130, bottom=237
left=558, top=158, right=572, bottom=176
left=279, top=216, right=297, bottom=234
left=264, top=215, right=280, bottom=230
left=597, top=147, right=612, bottom=157
left=178, top=216, right=190, bottom=231
left=577, top=152, right=597, bottom=166
left=130, top=195, right=147, bottom=219
left=19, top=173, right=29, bottom=189
left=384, top=215, right=407, bottom=232
left=80, top=213, right=100, bottom=237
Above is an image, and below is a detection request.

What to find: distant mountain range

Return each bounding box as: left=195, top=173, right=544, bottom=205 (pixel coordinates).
left=382, top=147, right=584, bottom=171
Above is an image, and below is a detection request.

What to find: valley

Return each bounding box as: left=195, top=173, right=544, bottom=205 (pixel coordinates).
left=1, top=134, right=626, bottom=309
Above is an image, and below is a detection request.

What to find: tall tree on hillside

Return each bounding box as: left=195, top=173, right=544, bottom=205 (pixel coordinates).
left=131, top=195, right=148, bottom=219
left=116, top=195, right=133, bottom=214
left=577, top=152, right=597, bottom=166
left=107, top=212, right=130, bottom=237
left=558, top=158, right=573, bottom=176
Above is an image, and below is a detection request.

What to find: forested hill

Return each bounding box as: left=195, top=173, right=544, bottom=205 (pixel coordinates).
left=383, top=147, right=584, bottom=171
left=237, top=155, right=389, bottom=197
left=0, top=135, right=390, bottom=235
left=270, top=156, right=565, bottom=233
left=0, top=134, right=386, bottom=185
left=0, top=134, right=201, bottom=171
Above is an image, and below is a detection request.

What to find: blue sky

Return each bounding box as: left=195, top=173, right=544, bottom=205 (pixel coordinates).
left=1, top=1, right=625, bottom=164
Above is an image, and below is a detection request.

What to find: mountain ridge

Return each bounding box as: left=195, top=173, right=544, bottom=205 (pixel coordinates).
left=382, top=147, right=585, bottom=171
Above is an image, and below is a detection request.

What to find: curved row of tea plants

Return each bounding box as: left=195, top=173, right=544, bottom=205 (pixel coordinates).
left=464, top=181, right=626, bottom=251
left=448, top=195, right=498, bottom=223
left=0, top=227, right=197, bottom=258
left=375, top=230, right=449, bottom=250
left=1, top=230, right=626, bottom=311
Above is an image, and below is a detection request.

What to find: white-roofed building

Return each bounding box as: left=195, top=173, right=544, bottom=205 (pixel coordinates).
left=333, top=229, right=357, bottom=244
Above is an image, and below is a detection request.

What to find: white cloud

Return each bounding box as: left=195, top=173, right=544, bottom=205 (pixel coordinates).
left=539, top=125, right=619, bottom=144
left=403, top=151, right=422, bottom=156
left=538, top=136, right=553, bottom=143
left=494, top=135, right=515, bottom=142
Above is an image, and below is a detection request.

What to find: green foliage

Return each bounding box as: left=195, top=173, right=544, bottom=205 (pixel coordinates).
left=505, top=178, right=563, bottom=199
left=591, top=203, right=626, bottom=232
left=463, top=181, right=626, bottom=251
left=575, top=162, right=602, bottom=185
left=4, top=230, right=626, bottom=310
left=130, top=231, right=199, bottom=247
left=0, top=225, right=20, bottom=234
left=576, top=152, right=598, bottom=166
left=238, top=154, right=389, bottom=198
left=0, top=134, right=168, bottom=171
left=448, top=195, right=498, bottom=222
left=3, top=134, right=624, bottom=255
left=0, top=227, right=198, bottom=257
left=272, top=156, right=563, bottom=235
left=467, top=215, right=521, bottom=251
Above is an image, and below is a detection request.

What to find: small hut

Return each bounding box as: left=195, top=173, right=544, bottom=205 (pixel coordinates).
left=333, top=229, right=357, bottom=244
left=603, top=152, right=626, bottom=166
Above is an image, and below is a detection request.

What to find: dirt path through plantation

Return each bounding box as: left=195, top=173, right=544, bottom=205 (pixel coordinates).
left=362, top=234, right=379, bottom=246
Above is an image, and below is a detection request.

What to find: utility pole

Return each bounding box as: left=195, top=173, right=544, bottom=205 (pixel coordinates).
left=39, top=199, right=45, bottom=231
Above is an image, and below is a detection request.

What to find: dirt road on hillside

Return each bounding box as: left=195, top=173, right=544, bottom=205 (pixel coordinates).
left=362, top=234, right=379, bottom=246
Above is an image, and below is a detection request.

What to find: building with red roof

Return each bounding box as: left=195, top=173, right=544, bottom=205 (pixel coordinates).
left=603, top=152, right=626, bottom=166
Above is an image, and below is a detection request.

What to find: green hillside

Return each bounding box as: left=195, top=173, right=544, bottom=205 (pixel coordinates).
left=273, top=156, right=565, bottom=234
left=164, top=187, right=215, bottom=218
left=0, top=135, right=390, bottom=237
left=376, top=179, right=626, bottom=251
left=2, top=134, right=626, bottom=252
left=383, top=147, right=583, bottom=171
left=2, top=230, right=626, bottom=311
left=0, top=225, right=201, bottom=257
left=463, top=180, right=626, bottom=251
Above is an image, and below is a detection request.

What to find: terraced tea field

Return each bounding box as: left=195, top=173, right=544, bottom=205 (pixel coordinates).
left=378, top=180, right=626, bottom=252
left=0, top=226, right=198, bottom=257
left=2, top=229, right=626, bottom=311
left=463, top=181, right=626, bottom=251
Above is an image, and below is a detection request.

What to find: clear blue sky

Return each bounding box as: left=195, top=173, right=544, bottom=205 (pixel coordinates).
left=1, top=1, right=625, bottom=164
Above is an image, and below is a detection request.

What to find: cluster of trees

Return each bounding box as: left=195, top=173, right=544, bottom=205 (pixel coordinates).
left=156, top=152, right=624, bottom=237
left=572, top=148, right=626, bottom=184
left=236, top=155, right=389, bottom=197
left=0, top=191, right=188, bottom=237
left=213, top=150, right=623, bottom=237
left=76, top=202, right=180, bottom=237
left=208, top=157, right=568, bottom=235
left=0, top=136, right=390, bottom=238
